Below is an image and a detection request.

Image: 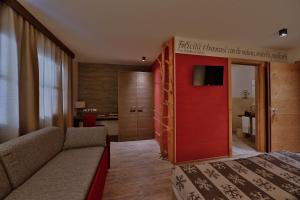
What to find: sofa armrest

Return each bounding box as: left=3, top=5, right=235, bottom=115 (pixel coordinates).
left=86, top=145, right=109, bottom=200
left=64, top=127, right=108, bottom=150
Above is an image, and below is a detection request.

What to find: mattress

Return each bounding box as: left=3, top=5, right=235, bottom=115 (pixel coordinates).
left=171, top=151, right=300, bottom=200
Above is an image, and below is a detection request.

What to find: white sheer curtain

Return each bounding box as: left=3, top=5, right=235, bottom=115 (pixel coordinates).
left=0, top=3, right=19, bottom=142
left=37, top=34, right=73, bottom=130
left=38, top=33, right=64, bottom=129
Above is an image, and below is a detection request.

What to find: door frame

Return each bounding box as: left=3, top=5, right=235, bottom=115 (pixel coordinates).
left=228, top=58, right=268, bottom=156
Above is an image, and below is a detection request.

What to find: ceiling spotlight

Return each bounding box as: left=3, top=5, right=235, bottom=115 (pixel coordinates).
left=279, top=28, right=288, bottom=37
left=142, top=56, right=146, bottom=62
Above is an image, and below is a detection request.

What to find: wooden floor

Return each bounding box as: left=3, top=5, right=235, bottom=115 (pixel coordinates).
left=102, top=138, right=261, bottom=199
left=103, top=139, right=173, bottom=200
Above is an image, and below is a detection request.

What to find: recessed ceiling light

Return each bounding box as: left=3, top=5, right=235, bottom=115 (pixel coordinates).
left=142, top=56, right=146, bottom=62
left=279, top=28, right=288, bottom=37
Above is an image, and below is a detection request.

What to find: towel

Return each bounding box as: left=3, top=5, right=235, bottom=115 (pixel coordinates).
left=252, top=117, right=256, bottom=135
left=242, top=116, right=250, bottom=133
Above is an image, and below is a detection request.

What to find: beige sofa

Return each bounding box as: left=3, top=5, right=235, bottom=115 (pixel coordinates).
left=0, top=127, right=109, bottom=200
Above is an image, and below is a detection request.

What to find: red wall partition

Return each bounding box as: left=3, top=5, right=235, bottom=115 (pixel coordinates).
left=175, top=54, right=229, bottom=162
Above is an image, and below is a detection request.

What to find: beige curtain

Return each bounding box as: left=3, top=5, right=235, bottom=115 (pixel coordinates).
left=0, top=3, right=73, bottom=142
left=18, top=20, right=40, bottom=135
left=62, top=52, right=73, bottom=129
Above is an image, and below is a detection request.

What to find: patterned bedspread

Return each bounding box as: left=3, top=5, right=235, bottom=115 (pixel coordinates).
left=171, top=152, right=300, bottom=200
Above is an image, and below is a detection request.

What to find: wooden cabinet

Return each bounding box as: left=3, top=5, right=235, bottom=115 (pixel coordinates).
left=118, top=72, right=154, bottom=141
left=269, top=62, right=300, bottom=152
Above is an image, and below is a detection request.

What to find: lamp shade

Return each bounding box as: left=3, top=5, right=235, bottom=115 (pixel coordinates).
left=75, top=101, right=86, bottom=109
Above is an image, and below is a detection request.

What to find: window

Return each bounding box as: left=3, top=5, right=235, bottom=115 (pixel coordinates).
left=38, top=35, right=62, bottom=128
left=0, top=3, right=72, bottom=140
left=0, top=24, right=19, bottom=142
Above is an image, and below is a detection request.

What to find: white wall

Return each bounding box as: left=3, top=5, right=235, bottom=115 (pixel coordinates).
left=231, top=64, right=256, bottom=98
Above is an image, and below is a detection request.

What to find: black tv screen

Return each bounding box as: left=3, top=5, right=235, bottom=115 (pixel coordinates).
left=193, top=65, right=224, bottom=86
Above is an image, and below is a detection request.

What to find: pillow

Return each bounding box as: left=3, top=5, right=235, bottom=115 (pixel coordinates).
left=63, top=127, right=107, bottom=150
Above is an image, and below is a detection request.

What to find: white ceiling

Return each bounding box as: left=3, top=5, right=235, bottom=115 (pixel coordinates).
left=18, top=0, right=300, bottom=66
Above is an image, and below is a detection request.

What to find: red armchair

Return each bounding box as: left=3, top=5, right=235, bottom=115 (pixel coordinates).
left=83, top=114, right=97, bottom=127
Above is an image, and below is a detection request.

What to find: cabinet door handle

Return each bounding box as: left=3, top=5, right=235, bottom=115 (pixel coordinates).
left=137, top=106, right=143, bottom=112
left=130, top=106, right=136, bottom=112
left=271, top=107, right=279, bottom=115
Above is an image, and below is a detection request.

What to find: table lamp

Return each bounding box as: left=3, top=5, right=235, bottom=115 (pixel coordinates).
left=75, top=101, right=86, bottom=116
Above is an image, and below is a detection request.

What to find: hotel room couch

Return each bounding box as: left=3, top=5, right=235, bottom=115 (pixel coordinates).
left=0, top=126, right=110, bottom=200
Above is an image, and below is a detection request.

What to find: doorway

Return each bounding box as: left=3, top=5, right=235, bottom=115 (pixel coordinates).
left=229, top=59, right=268, bottom=156
left=231, top=64, right=257, bottom=155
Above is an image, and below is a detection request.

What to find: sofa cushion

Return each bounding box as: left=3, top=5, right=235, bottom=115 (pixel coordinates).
left=64, top=127, right=107, bottom=150
left=0, top=162, right=11, bottom=200
left=5, top=147, right=104, bottom=200
left=0, top=127, right=64, bottom=188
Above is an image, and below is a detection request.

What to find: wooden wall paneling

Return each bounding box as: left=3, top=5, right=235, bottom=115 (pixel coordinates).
left=157, top=38, right=175, bottom=162
left=154, top=58, right=163, bottom=152
left=137, top=72, right=154, bottom=138
left=160, top=47, right=167, bottom=155
left=79, top=66, right=117, bottom=113
left=78, top=63, right=151, bottom=114
left=267, top=63, right=271, bottom=152
left=228, top=59, right=232, bottom=156
left=118, top=72, right=138, bottom=140
left=255, top=63, right=267, bottom=152
left=167, top=40, right=175, bottom=163
left=173, top=39, right=177, bottom=163
left=269, top=62, right=300, bottom=152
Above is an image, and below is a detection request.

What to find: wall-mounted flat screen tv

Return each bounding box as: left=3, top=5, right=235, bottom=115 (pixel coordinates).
left=193, top=65, right=224, bottom=86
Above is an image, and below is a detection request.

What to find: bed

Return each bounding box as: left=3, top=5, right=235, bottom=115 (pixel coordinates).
left=171, top=151, right=300, bottom=200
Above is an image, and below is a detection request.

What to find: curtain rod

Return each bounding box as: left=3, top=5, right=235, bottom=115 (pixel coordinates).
left=1, top=0, right=75, bottom=59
